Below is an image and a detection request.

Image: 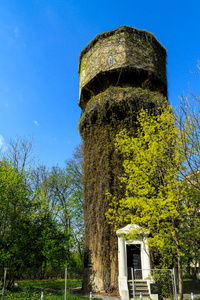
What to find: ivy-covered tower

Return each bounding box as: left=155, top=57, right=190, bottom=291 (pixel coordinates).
left=78, top=26, right=167, bottom=293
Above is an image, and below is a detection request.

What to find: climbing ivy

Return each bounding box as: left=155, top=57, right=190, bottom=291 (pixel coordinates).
left=79, top=86, right=167, bottom=292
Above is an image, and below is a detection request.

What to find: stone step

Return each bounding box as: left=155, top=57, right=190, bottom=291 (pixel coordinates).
left=129, top=294, right=150, bottom=298
left=130, top=292, right=149, bottom=296
left=129, top=287, right=149, bottom=292
left=135, top=292, right=150, bottom=296
left=129, top=284, right=149, bottom=288
left=129, top=296, right=151, bottom=300
left=128, top=280, right=148, bottom=285
left=128, top=280, right=150, bottom=300
left=129, top=284, right=149, bottom=289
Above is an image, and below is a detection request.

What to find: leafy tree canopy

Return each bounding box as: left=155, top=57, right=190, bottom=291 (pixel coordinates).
left=106, top=103, right=200, bottom=300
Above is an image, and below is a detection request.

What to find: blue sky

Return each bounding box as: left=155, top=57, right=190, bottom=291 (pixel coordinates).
left=0, top=0, right=200, bottom=168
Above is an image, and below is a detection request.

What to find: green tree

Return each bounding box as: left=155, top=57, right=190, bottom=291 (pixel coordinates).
left=0, top=160, right=35, bottom=288
left=106, top=105, right=200, bottom=300
left=32, top=213, right=71, bottom=272
left=0, top=136, right=84, bottom=289
left=175, top=63, right=200, bottom=278
left=65, top=145, right=84, bottom=265
left=34, top=146, right=84, bottom=267
left=0, top=160, right=70, bottom=288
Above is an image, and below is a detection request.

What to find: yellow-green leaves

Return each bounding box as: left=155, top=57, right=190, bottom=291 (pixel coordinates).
left=112, top=106, right=182, bottom=227
left=106, top=103, right=200, bottom=271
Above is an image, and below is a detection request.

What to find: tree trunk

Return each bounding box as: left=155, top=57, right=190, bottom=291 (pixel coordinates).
left=177, top=248, right=183, bottom=300
left=7, top=270, right=14, bottom=291
left=193, top=261, right=197, bottom=280
left=173, top=220, right=183, bottom=300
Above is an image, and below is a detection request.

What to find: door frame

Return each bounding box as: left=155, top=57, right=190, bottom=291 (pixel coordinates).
left=117, top=224, right=151, bottom=299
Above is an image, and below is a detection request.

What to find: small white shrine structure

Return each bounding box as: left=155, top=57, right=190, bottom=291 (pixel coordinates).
left=116, top=224, right=152, bottom=300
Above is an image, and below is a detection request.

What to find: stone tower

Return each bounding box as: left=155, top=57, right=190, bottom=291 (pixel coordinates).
left=78, top=26, right=167, bottom=293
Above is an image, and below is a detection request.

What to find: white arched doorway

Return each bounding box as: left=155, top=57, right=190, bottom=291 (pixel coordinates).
left=116, top=224, right=151, bottom=300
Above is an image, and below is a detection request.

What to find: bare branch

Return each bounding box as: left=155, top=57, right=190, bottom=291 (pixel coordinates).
left=6, top=136, right=36, bottom=170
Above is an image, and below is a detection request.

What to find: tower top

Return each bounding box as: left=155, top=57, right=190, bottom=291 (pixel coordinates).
left=79, top=26, right=166, bottom=62
left=79, top=26, right=167, bottom=109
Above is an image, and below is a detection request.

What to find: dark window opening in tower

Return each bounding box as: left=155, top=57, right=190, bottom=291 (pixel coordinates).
left=109, top=57, right=114, bottom=66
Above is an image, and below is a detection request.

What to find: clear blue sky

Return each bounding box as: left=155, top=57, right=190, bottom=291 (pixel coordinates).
left=0, top=0, right=200, bottom=168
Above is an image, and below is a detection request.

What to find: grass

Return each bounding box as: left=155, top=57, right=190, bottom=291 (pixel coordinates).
left=17, top=278, right=82, bottom=290
left=2, top=290, right=100, bottom=300
left=1, top=279, right=102, bottom=300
